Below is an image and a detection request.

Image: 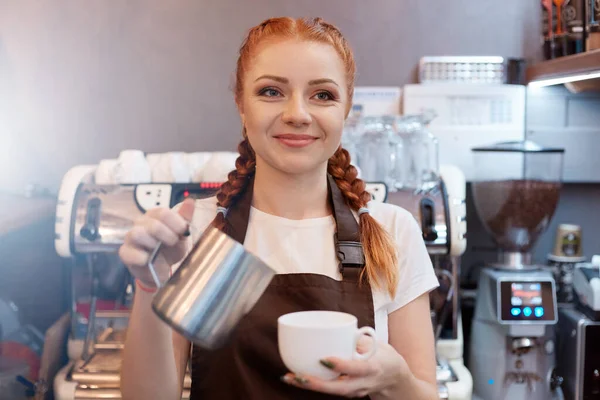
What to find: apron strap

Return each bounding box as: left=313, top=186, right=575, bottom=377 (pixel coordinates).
left=327, top=175, right=366, bottom=278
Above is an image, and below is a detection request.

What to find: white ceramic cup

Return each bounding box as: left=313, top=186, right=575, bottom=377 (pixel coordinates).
left=185, top=152, right=213, bottom=183
left=94, top=159, right=118, bottom=184
left=278, top=311, right=377, bottom=380
left=151, top=152, right=191, bottom=183
left=113, top=150, right=151, bottom=184
left=200, top=152, right=239, bottom=182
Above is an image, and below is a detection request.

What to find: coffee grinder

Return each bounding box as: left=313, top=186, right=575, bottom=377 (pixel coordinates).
left=468, top=141, right=565, bottom=400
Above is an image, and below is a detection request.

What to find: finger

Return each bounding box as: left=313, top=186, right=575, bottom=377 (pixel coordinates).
left=281, top=373, right=369, bottom=398
left=146, top=208, right=189, bottom=237
left=119, top=244, right=151, bottom=268
left=320, top=357, right=376, bottom=377
left=177, top=198, right=195, bottom=223
left=126, top=225, right=159, bottom=251
left=356, top=335, right=374, bottom=355
left=140, top=217, right=180, bottom=246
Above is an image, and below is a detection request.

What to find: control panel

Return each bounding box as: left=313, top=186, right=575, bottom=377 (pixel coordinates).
left=134, top=183, right=221, bottom=211
left=498, top=280, right=557, bottom=324
left=134, top=182, right=386, bottom=212
left=135, top=184, right=173, bottom=211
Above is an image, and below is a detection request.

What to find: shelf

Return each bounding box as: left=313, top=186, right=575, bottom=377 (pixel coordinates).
left=526, top=50, right=600, bottom=87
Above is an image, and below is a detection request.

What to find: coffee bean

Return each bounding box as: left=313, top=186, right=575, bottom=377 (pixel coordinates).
left=472, top=180, right=561, bottom=253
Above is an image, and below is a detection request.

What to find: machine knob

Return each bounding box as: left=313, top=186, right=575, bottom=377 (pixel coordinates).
left=419, top=198, right=438, bottom=242
left=80, top=224, right=99, bottom=241
left=80, top=197, right=102, bottom=242
left=550, top=368, right=563, bottom=391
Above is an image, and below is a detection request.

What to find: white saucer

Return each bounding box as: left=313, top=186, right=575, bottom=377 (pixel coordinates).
left=547, top=254, right=587, bottom=263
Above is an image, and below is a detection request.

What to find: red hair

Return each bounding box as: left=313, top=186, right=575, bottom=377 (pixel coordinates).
left=214, top=17, right=399, bottom=298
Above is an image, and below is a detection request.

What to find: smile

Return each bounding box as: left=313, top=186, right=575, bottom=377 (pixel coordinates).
left=273, top=134, right=318, bottom=148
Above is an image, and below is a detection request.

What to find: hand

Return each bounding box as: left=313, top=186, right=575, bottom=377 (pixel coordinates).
left=119, top=198, right=195, bottom=289
left=281, top=336, right=410, bottom=398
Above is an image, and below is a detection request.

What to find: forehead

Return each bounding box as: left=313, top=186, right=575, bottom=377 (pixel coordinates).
left=246, top=39, right=346, bottom=85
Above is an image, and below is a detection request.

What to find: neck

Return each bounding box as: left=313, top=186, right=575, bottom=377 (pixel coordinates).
left=252, top=160, right=331, bottom=220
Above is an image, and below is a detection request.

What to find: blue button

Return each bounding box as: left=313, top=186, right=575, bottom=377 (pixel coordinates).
left=523, top=307, right=532, bottom=317
left=488, top=379, right=495, bottom=385
left=511, top=308, right=521, bottom=316
left=535, top=307, right=544, bottom=318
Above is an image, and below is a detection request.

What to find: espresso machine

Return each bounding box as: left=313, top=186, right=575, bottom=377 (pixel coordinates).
left=553, top=255, right=600, bottom=399
left=347, top=113, right=473, bottom=399
left=387, top=164, right=472, bottom=400
left=55, top=166, right=221, bottom=258
left=468, top=140, right=565, bottom=400
left=53, top=156, right=224, bottom=400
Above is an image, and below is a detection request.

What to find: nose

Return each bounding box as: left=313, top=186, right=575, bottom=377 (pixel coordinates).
left=281, top=94, right=312, bottom=127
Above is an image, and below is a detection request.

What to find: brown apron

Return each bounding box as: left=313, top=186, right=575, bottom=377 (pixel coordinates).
left=190, top=175, right=375, bottom=399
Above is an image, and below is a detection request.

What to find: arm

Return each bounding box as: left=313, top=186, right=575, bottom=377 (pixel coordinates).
left=371, top=292, right=438, bottom=400
left=120, top=281, right=191, bottom=400
left=282, top=293, right=438, bottom=399
left=119, top=200, right=196, bottom=400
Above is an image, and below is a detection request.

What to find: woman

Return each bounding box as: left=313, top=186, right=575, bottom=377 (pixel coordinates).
left=119, top=17, right=439, bottom=399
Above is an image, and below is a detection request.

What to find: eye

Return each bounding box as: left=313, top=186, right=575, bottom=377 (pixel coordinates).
left=314, top=91, right=336, bottom=101
left=258, top=87, right=282, bottom=97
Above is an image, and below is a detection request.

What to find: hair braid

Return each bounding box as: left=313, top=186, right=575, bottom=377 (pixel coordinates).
left=328, top=146, right=399, bottom=298
left=213, top=138, right=256, bottom=234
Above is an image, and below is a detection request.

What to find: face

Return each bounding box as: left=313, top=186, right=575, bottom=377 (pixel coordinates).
left=238, top=39, right=348, bottom=177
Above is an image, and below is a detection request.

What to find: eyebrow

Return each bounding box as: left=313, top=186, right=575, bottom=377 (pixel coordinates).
left=254, top=75, right=339, bottom=87
left=308, top=78, right=339, bottom=87
left=255, top=75, right=288, bottom=84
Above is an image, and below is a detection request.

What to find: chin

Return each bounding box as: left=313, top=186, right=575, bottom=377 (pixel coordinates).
left=272, top=153, right=329, bottom=176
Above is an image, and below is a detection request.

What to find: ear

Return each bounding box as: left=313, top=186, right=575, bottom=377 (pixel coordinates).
left=239, top=114, right=246, bottom=135
left=236, top=96, right=245, bottom=126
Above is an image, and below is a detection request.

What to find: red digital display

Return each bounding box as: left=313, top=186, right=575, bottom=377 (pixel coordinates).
left=511, top=282, right=542, bottom=307
left=199, top=182, right=224, bottom=189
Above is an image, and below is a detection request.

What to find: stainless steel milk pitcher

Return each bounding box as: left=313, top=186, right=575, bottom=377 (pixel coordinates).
left=147, top=225, right=276, bottom=350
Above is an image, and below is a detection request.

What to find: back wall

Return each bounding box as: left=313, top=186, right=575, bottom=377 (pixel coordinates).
left=0, top=0, right=541, bottom=192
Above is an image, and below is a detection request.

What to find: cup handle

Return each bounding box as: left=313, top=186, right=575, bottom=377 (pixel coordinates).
left=353, top=326, right=377, bottom=360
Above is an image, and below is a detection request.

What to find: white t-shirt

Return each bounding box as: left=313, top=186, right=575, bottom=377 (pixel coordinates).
left=179, top=197, right=439, bottom=343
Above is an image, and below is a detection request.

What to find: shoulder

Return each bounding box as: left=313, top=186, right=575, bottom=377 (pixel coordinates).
left=365, top=201, right=420, bottom=242
left=365, top=201, right=430, bottom=266
left=173, top=196, right=217, bottom=220
left=191, top=196, right=218, bottom=214
left=191, top=196, right=218, bottom=227
left=366, top=202, right=439, bottom=313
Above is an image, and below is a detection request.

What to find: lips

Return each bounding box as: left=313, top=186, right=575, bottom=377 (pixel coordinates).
left=273, top=134, right=318, bottom=148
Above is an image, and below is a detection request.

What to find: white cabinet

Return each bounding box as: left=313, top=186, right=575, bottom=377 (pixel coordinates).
left=403, top=84, right=526, bottom=181
left=526, top=86, right=600, bottom=183
left=403, top=84, right=600, bottom=183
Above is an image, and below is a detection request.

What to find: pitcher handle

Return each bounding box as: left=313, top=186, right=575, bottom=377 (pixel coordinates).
left=147, top=242, right=164, bottom=289
left=146, top=226, right=191, bottom=290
